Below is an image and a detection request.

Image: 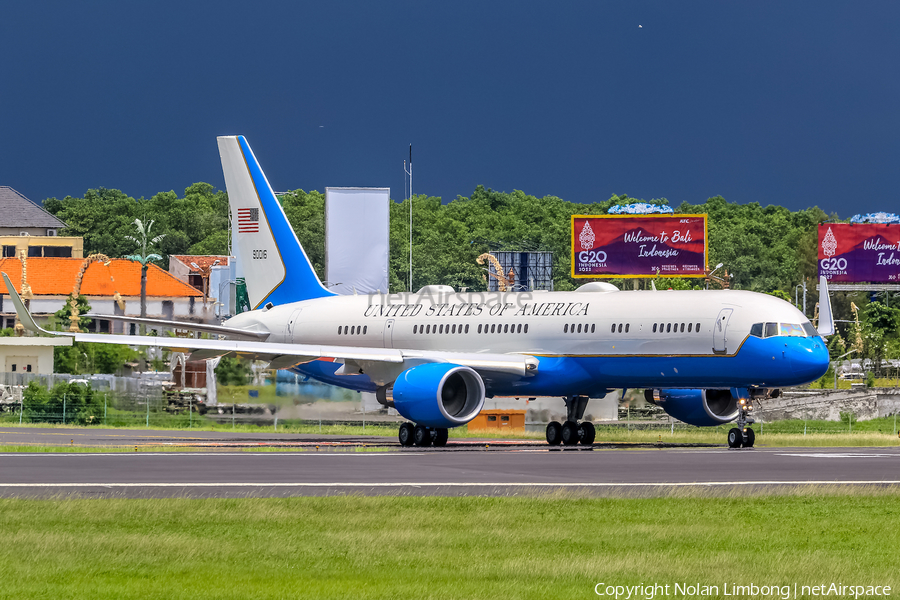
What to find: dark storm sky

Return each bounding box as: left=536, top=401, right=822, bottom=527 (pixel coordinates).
left=1, top=1, right=897, bottom=217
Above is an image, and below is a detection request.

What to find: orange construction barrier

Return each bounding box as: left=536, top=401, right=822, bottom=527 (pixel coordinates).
left=467, top=409, right=526, bottom=432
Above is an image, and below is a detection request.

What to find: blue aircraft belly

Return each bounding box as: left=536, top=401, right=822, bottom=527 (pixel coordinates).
left=288, top=336, right=828, bottom=398
left=290, top=361, right=378, bottom=392
left=488, top=336, right=828, bottom=396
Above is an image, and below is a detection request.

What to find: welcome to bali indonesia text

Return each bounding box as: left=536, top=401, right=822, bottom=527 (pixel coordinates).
left=594, top=583, right=891, bottom=599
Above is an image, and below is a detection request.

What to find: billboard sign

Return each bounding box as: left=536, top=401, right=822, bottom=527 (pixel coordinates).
left=571, top=215, right=707, bottom=278
left=818, top=224, right=900, bottom=283
left=325, top=187, right=390, bottom=295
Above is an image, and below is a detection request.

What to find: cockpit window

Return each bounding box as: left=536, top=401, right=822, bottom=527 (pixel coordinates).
left=753, top=321, right=818, bottom=338
left=780, top=323, right=805, bottom=337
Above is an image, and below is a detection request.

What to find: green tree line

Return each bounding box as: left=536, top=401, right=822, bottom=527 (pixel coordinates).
left=43, top=184, right=900, bottom=368
left=43, top=185, right=831, bottom=295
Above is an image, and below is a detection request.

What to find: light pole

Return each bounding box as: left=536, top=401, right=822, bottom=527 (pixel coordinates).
left=706, top=263, right=724, bottom=290
left=833, top=349, right=858, bottom=389
left=795, top=281, right=807, bottom=315
left=216, top=279, right=235, bottom=320
left=405, top=145, right=413, bottom=292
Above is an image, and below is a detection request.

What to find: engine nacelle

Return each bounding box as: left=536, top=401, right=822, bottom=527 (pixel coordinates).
left=389, top=363, right=486, bottom=428
left=646, top=388, right=743, bottom=427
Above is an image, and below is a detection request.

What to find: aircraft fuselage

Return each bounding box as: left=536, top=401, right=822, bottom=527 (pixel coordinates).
left=224, top=286, right=829, bottom=396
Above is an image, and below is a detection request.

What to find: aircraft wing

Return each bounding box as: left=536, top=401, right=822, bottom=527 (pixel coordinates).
left=3, top=273, right=536, bottom=378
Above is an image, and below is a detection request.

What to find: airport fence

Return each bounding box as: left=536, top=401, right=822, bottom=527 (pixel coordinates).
left=1, top=371, right=897, bottom=437
left=584, top=412, right=900, bottom=438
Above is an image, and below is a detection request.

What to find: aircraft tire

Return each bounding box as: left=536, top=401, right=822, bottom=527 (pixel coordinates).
left=398, top=422, right=415, bottom=447
left=743, top=428, right=755, bottom=448
left=727, top=427, right=743, bottom=448
left=413, top=424, right=432, bottom=447
left=546, top=421, right=562, bottom=446
left=561, top=421, right=579, bottom=446
left=433, top=428, right=449, bottom=447
left=578, top=422, right=596, bottom=445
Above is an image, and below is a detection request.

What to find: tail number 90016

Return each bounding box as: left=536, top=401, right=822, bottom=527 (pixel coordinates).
left=253, top=249, right=267, bottom=260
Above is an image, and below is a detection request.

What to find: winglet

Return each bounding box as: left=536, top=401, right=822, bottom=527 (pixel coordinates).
left=817, top=275, right=835, bottom=337
left=1, top=272, right=68, bottom=337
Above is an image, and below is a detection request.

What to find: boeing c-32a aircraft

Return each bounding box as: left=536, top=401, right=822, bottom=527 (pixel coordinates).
left=2, top=135, right=833, bottom=449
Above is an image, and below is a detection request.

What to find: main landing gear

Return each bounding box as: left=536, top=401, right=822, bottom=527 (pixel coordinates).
left=546, top=420, right=595, bottom=446
left=546, top=395, right=595, bottom=446
left=398, top=422, right=448, bottom=448
left=727, top=395, right=756, bottom=448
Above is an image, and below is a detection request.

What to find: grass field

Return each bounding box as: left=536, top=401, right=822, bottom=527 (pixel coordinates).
left=0, top=491, right=898, bottom=599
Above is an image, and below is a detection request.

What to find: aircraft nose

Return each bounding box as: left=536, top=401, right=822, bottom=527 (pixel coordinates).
left=789, top=338, right=830, bottom=383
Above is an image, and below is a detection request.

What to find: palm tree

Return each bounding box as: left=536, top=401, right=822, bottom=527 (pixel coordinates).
left=124, top=218, right=165, bottom=333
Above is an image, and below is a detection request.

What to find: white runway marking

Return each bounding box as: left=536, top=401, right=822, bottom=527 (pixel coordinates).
left=0, top=452, right=423, bottom=457
left=777, top=453, right=900, bottom=459
left=2, top=481, right=899, bottom=488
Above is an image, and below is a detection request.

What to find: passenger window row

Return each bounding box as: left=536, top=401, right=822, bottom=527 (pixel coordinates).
left=610, top=323, right=630, bottom=333
left=563, top=323, right=595, bottom=334
left=478, top=323, right=529, bottom=334
left=413, top=323, right=469, bottom=334
left=652, top=322, right=701, bottom=334
left=337, top=325, right=368, bottom=335
left=411, top=323, right=533, bottom=335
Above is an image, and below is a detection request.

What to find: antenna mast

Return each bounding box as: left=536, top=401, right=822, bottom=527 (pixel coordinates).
left=405, top=144, right=413, bottom=291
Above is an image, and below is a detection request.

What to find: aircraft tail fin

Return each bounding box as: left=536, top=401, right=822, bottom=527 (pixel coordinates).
left=817, top=276, right=835, bottom=337
left=217, top=135, right=334, bottom=308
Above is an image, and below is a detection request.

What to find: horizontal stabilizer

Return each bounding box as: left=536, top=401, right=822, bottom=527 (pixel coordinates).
left=84, top=313, right=270, bottom=341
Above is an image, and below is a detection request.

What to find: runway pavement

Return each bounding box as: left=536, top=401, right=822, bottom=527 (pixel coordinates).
left=1, top=426, right=898, bottom=498
left=0, top=426, right=397, bottom=449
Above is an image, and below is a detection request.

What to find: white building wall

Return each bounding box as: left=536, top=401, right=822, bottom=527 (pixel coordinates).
left=0, top=337, right=72, bottom=375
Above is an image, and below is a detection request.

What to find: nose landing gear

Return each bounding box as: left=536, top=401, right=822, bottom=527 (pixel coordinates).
left=727, top=396, right=756, bottom=448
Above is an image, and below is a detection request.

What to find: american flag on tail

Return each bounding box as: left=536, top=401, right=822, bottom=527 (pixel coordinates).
left=237, top=207, right=259, bottom=233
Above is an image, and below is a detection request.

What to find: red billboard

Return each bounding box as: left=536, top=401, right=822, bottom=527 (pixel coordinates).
left=571, top=215, right=708, bottom=278
left=818, top=224, right=900, bottom=283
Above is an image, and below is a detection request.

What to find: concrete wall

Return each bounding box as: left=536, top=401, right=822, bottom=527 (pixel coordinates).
left=481, top=393, right=620, bottom=423
left=757, top=388, right=900, bottom=422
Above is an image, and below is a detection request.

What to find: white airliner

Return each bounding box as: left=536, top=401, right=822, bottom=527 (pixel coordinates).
left=2, top=135, right=833, bottom=449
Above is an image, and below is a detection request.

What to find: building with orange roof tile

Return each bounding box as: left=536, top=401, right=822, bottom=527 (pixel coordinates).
left=169, top=255, right=235, bottom=318
left=0, top=257, right=203, bottom=333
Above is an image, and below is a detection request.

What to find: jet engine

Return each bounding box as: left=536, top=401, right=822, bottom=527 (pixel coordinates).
left=645, top=388, right=741, bottom=427
left=383, top=363, right=486, bottom=429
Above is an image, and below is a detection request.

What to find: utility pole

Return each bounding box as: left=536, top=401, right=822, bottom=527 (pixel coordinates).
left=405, top=145, right=413, bottom=292
left=802, top=279, right=807, bottom=316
